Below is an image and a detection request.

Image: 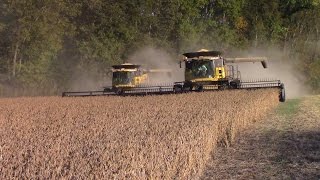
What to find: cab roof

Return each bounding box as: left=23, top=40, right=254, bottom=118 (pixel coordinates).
left=112, top=63, right=141, bottom=70
left=183, top=50, right=222, bottom=58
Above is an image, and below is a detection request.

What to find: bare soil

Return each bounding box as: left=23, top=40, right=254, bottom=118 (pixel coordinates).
left=202, top=95, right=320, bottom=180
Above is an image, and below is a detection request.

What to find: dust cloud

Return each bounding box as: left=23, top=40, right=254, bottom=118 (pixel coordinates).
left=179, top=43, right=309, bottom=98
left=127, top=47, right=184, bottom=84
left=227, top=48, right=310, bottom=99
left=67, top=45, right=309, bottom=99
left=68, top=47, right=184, bottom=91
left=69, top=65, right=111, bottom=91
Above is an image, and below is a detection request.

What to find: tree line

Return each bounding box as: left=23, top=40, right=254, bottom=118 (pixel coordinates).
left=0, top=0, right=319, bottom=95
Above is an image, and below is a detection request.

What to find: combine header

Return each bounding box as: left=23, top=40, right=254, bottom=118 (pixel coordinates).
left=62, top=50, right=285, bottom=102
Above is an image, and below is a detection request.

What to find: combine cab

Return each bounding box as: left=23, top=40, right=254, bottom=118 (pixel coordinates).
left=173, top=49, right=285, bottom=102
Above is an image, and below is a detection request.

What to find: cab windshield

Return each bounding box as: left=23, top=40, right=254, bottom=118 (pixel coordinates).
left=112, top=71, right=134, bottom=85
left=185, top=60, right=214, bottom=80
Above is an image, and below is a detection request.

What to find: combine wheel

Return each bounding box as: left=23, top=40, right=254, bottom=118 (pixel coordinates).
left=279, top=83, right=286, bottom=102
left=114, top=88, right=124, bottom=95
left=183, top=85, right=192, bottom=92
left=196, top=86, right=204, bottom=92
left=174, top=85, right=183, bottom=93
left=181, top=82, right=192, bottom=92
left=218, top=83, right=228, bottom=90
left=104, top=87, right=112, bottom=92
left=230, top=81, right=239, bottom=89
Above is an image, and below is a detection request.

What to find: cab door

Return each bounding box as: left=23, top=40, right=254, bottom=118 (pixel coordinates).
left=214, top=59, right=226, bottom=79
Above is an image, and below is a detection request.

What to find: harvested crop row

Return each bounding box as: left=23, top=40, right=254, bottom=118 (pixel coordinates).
left=0, top=89, right=279, bottom=179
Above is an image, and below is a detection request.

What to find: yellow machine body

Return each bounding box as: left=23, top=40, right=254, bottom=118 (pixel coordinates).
left=186, top=64, right=227, bottom=83
left=180, top=49, right=268, bottom=89
left=183, top=55, right=232, bottom=88
left=111, top=63, right=171, bottom=89
left=112, top=66, right=148, bottom=89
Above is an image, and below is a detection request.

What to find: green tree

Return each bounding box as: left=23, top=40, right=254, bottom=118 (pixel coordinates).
left=243, top=0, right=284, bottom=47
left=0, top=0, right=78, bottom=91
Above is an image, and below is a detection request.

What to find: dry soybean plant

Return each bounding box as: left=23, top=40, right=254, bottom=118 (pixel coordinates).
left=0, top=89, right=279, bottom=179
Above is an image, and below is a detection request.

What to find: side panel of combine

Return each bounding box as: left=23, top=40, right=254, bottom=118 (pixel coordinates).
left=214, top=58, right=226, bottom=79
left=134, top=73, right=148, bottom=86
left=214, top=67, right=226, bottom=79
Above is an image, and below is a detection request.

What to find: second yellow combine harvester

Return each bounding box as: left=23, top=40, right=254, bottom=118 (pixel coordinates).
left=62, top=49, right=285, bottom=102
left=104, top=63, right=172, bottom=95
left=62, top=63, right=173, bottom=96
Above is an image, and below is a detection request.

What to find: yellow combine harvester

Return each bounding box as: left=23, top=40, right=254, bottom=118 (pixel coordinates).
left=103, top=63, right=172, bottom=94
left=62, top=63, right=173, bottom=96
left=173, top=49, right=285, bottom=102
left=104, top=63, right=148, bottom=94
left=62, top=49, right=285, bottom=102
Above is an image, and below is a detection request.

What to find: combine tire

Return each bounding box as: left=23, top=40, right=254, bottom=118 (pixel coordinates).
left=114, top=88, right=124, bottom=95
left=174, top=85, right=183, bottom=93
left=196, top=86, right=204, bottom=92
left=104, top=88, right=112, bottom=92
left=183, top=82, right=193, bottom=92
left=230, top=81, right=239, bottom=89
left=279, top=83, right=286, bottom=102
left=218, top=83, right=228, bottom=90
